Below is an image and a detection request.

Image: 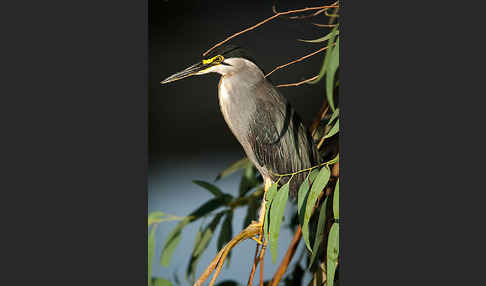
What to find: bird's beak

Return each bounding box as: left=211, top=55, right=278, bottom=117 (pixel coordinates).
left=160, top=61, right=207, bottom=85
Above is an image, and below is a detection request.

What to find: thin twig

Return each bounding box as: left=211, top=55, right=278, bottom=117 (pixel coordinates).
left=276, top=74, right=319, bottom=88
left=248, top=242, right=261, bottom=286
left=259, top=243, right=266, bottom=286
left=194, top=223, right=261, bottom=286
left=312, top=23, right=338, bottom=27
left=203, top=5, right=338, bottom=57
left=272, top=1, right=338, bottom=20
left=265, top=46, right=330, bottom=78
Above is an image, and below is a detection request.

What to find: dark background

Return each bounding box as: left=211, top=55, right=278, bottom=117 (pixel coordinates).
left=149, top=0, right=336, bottom=161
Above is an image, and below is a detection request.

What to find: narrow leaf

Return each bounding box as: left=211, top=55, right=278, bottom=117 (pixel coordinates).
left=325, top=37, right=339, bottom=111
left=269, top=183, right=290, bottom=264
left=216, top=157, right=251, bottom=181
left=298, top=169, right=319, bottom=219
left=308, top=25, right=339, bottom=85
left=193, top=180, right=224, bottom=197
left=328, top=108, right=339, bottom=126
left=333, top=179, right=339, bottom=219
left=217, top=211, right=233, bottom=267
left=148, top=224, right=158, bottom=286
left=161, top=197, right=226, bottom=266
left=324, top=119, right=339, bottom=139
left=263, top=182, right=278, bottom=242
left=309, top=196, right=328, bottom=268
left=327, top=223, right=339, bottom=286
left=153, top=278, right=173, bottom=286
left=194, top=214, right=223, bottom=256
left=160, top=218, right=188, bottom=266
left=186, top=227, right=202, bottom=282
left=303, top=166, right=331, bottom=251
left=298, top=30, right=340, bottom=43
left=187, top=212, right=224, bottom=278
left=265, top=182, right=278, bottom=202
left=148, top=211, right=167, bottom=226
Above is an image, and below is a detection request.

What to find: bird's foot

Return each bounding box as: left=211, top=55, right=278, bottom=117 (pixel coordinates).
left=194, top=221, right=262, bottom=286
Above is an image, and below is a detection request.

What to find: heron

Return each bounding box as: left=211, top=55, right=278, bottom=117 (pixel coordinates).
left=161, top=44, right=320, bottom=285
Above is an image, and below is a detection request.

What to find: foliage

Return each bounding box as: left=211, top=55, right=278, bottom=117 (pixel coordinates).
left=149, top=3, right=340, bottom=285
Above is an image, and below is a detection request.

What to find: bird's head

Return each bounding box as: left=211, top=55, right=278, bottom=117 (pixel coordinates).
left=161, top=45, right=262, bottom=84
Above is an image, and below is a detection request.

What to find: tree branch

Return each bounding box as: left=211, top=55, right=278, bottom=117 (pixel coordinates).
left=265, top=46, right=330, bottom=78
left=202, top=5, right=338, bottom=57
left=276, top=74, right=319, bottom=88
left=272, top=1, right=338, bottom=20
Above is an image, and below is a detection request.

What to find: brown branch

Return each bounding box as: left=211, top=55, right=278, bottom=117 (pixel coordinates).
left=202, top=5, right=338, bottom=57
left=276, top=74, right=319, bottom=88
left=258, top=243, right=267, bottom=286
left=272, top=1, right=338, bottom=20
left=194, top=223, right=261, bottom=286
left=248, top=242, right=261, bottom=286
left=312, top=23, right=338, bottom=27
left=332, top=161, right=339, bottom=177
left=265, top=46, right=330, bottom=78
left=269, top=226, right=302, bottom=286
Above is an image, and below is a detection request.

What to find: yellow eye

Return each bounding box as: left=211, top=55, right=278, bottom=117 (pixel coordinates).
left=203, top=55, right=224, bottom=65
left=215, top=55, right=224, bottom=63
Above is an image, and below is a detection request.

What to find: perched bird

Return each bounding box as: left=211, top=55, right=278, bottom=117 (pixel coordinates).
left=161, top=45, right=319, bottom=200
left=161, top=44, right=320, bottom=285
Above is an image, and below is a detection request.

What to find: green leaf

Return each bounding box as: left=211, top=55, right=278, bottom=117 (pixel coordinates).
left=148, top=224, right=158, bottom=286
left=302, top=166, right=331, bottom=252
left=298, top=30, right=340, bottom=43
left=326, top=37, right=339, bottom=111
left=263, top=182, right=278, bottom=242
left=269, top=183, right=290, bottom=264
left=186, top=227, right=202, bottom=282
left=193, top=180, right=224, bottom=197
left=328, top=108, right=339, bottom=126
left=265, top=182, right=278, bottom=202
left=324, top=119, right=339, bottom=139
left=152, top=278, right=173, bottom=286
left=148, top=211, right=167, bottom=226
left=327, top=223, right=339, bottom=286
left=160, top=218, right=188, bottom=267
left=188, top=197, right=228, bottom=219
left=333, top=179, right=339, bottom=219
left=161, top=197, right=226, bottom=266
left=239, top=163, right=258, bottom=197
left=308, top=25, right=339, bottom=85
left=187, top=212, right=224, bottom=279
left=308, top=196, right=329, bottom=269
left=217, top=211, right=233, bottom=267
left=216, top=157, right=251, bottom=181
left=298, top=169, right=319, bottom=219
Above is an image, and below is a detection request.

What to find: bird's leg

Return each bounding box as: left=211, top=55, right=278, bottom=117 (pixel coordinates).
left=255, top=177, right=273, bottom=241
left=194, top=178, right=273, bottom=286
left=248, top=178, right=272, bottom=286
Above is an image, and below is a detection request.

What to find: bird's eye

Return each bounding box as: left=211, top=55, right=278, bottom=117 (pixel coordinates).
left=215, top=55, right=224, bottom=63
